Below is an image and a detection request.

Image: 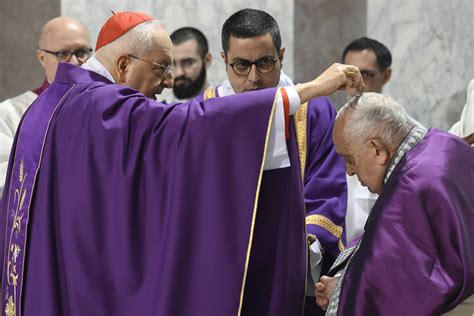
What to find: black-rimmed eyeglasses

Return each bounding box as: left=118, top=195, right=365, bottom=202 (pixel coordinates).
left=40, top=48, right=92, bottom=62
left=229, top=57, right=278, bottom=77
left=128, top=54, right=175, bottom=78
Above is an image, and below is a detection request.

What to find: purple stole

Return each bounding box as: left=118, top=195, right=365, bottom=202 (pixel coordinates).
left=2, top=84, right=75, bottom=315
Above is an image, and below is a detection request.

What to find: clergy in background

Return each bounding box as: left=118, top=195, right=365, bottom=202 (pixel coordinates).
left=0, top=16, right=92, bottom=200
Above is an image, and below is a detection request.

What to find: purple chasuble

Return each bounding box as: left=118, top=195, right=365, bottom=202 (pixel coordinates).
left=302, top=98, right=347, bottom=316
left=204, top=87, right=347, bottom=316
left=337, top=129, right=474, bottom=315
left=302, top=97, right=347, bottom=257
left=0, top=63, right=306, bottom=315
left=202, top=86, right=307, bottom=315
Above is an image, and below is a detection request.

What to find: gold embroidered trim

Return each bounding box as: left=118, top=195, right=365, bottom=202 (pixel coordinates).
left=4, top=159, right=27, bottom=316
left=338, top=239, right=345, bottom=252
left=203, top=86, right=216, bottom=100
left=306, top=214, right=345, bottom=251
left=237, top=88, right=281, bottom=316
left=294, top=103, right=307, bottom=184
left=2, top=84, right=77, bottom=316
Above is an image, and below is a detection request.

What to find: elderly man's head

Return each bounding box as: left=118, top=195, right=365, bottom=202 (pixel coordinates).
left=333, top=93, right=414, bottom=194
left=36, top=16, right=91, bottom=83
left=95, top=20, right=174, bottom=99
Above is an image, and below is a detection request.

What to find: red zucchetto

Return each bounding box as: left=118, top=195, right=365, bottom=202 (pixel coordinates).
left=95, top=11, right=156, bottom=51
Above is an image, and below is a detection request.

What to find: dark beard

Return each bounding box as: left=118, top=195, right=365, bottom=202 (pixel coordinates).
left=172, top=65, right=207, bottom=100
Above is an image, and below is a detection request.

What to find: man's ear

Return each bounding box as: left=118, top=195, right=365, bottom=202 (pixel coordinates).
left=382, top=66, right=392, bottom=85
left=369, top=138, right=391, bottom=166
left=221, top=52, right=229, bottom=71
left=204, top=52, right=212, bottom=68
left=115, top=54, right=131, bottom=84
left=278, top=47, right=285, bottom=65
left=36, top=50, right=46, bottom=68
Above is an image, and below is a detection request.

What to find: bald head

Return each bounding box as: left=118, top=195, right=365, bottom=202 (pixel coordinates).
left=95, top=20, right=173, bottom=99
left=37, top=16, right=91, bottom=82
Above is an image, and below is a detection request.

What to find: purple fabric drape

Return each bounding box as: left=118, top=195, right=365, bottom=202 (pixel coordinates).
left=303, top=97, right=347, bottom=256
left=303, top=97, right=347, bottom=316
left=0, top=63, right=306, bottom=315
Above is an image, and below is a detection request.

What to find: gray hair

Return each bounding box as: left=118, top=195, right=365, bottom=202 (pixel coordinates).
left=95, top=20, right=161, bottom=61
left=338, top=93, right=415, bottom=147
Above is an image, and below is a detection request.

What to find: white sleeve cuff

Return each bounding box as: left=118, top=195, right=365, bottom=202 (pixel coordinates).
left=284, top=86, right=302, bottom=115
left=262, top=87, right=302, bottom=170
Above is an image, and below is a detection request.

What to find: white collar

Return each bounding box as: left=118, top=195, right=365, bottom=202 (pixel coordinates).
left=81, top=56, right=116, bottom=83
left=218, top=70, right=294, bottom=97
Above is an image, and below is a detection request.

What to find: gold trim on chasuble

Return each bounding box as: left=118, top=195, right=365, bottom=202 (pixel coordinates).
left=293, top=103, right=308, bottom=184
left=203, top=86, right=306, bottom=314
left=306, top=214, right=345, bottom=251
left=295, top=104, right=345, bottom=252
left=294, top=102, right=309, bottom=314
left=2, top=85, right=77, bottom=316
left=237, top=88, right=281, bottom=315
left=4, top=160, right=27, bottom=316
left=203, top=86, right=216, bottom=100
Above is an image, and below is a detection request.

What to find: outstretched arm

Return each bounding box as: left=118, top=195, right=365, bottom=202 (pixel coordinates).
left=296, top=63, right=364, bottom=103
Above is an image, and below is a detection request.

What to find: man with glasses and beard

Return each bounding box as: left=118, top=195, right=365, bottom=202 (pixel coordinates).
left=168, top=27, right=212, bottom=101
left=203, top=8, right=348, bottom=315
left=0, top=16, right=91, bottom=200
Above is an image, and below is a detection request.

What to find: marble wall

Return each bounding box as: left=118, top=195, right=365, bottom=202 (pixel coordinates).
left=367, top=0, right=474, bottom=130
left=294, top=0, right=367, bottom=109
left=62, top=0, right=294, bottom=87
left=2, top=0, right=470, bottom=131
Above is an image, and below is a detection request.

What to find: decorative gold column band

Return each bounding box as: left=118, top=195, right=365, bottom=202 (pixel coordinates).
left=294, top=103, right=308, bottom=184
left=306, top=214, right=345, bottom=251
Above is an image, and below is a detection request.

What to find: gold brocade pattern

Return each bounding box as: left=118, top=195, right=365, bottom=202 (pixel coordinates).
left=5, top=296, right=15, bottom=316
left=2, top=84, right=76, bottom=316
left=306, top=214, right=345, bottom=251
left=5, top=160, right=28, bottom=316
left=203, top=86, right=216, bottom=100
left=294, top=103, right=308, bottom=184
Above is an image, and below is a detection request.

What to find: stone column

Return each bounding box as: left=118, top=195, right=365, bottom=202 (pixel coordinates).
left=0, top=0, right=60, bottom=99
left=294, top=0, right=367, bottom=108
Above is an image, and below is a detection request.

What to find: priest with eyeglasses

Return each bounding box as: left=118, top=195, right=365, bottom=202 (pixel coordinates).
left=0, top=16, right=92, bottom=201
